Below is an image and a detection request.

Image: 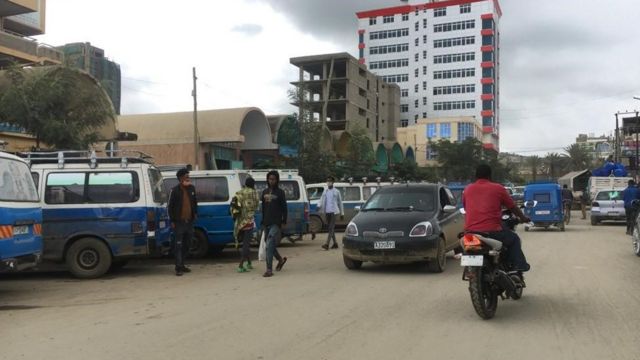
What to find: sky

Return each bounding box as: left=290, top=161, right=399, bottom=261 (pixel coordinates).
left=38, top=0, right=640, bottom=155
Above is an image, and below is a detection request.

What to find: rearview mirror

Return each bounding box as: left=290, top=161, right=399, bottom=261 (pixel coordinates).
left=443, top=205, right=457, bottom=213
left=355, top=206, right=361, bottom=212
left=524, top=200, right=537, bottom=208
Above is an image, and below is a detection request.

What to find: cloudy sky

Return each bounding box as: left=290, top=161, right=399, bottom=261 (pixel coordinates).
left=38, top=0, right=640, bottom=155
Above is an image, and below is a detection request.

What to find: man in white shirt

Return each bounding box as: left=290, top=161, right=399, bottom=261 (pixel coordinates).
left=318, top=176, right=344, bottom=250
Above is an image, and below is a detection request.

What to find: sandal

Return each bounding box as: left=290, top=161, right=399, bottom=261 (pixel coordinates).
left=276, top=257, right=288, bottom=271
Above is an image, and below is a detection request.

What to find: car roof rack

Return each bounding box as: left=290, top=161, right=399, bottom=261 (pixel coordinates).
left=19, top=150, right=154, bottom=169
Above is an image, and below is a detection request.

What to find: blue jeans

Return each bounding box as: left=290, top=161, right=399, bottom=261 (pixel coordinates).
left=265, top=224, right=283, bottom=271
left=173, top=221, right=193, bottom=270
left=486, top=230, right=530, bottom=272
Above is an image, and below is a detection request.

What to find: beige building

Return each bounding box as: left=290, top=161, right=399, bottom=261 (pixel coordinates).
left=0, top=0, right=62, bottom=66
left=290, top=52, right=400, bottom=144
left=396, top=116, right=482, bottom=166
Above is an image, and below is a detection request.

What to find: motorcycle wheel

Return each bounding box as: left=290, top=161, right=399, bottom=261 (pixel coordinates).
left=468, top=267, right=498, bottom=319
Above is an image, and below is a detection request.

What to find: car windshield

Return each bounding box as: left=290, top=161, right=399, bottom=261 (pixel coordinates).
left=362, top=188, right=436, bottom=212
left=596, top=191, right=622, bottom=201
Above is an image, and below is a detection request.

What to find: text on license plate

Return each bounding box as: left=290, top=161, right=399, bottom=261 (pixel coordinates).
left=461, top=255, right=484, bottom=267
left=374, top=241, right=395, bottom=249
left=608, top=212, right=619, bottom=216
left=13, top=225, right=29, bottom=235
left=535, top=210, right=550, bottom=215
left=159, top=221, right=166, bottom=229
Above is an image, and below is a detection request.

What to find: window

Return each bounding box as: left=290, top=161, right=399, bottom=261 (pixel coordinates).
left=432, top=84, right=475, bottom=95
left=482, top=35, right=494, bottom=46
left=422, top=112, right=427, bottom=118
left=383, top=15, right=395, bottom=23
left=433, top=100, right=476, bottom=111
left=440, top=123, right=451, bottom=138
left=148, top=168, right=166, bottom=203
left=307, top=187, right=324, bottom=201
left=401, top=104, right=409, bottom=113
left=482, top=18, right=494, bottom=30
left=433, top=52, right=475, bottom=64
left=423, top=50, right=427, bottom=60
left=369, top=28, right=409, bottom=40
left=401, top=88, right=409, bottom=97
left=45, top=172, right=139, bottom=205
left=414, top=84, right=419, bottom=93
left=423, top=18, right=427, bottom=28
left=433, top=20, right=475, bottom=33
left=369, top=17, right=377, bottom=25
left=423, top=81, right=427, bottom=90
left=0, top=158, right=39, bottom=202
left=339, top=186, right=362, bottom=201
left=415, top=37, right=419, bottom=46
left=369, top=43, right=409, bottom=55
left=482, top=51, right=494, bottom=62
left=369, top=58, right=409, bottom=70
left=423, top=35, right=427, bottom=44
left=256, top=180, right=300, bottom=201
left=427, top=146, right=438, bottom=160
left=414, top=68, right=419, bottom=78
left=458, top=122, right=476, bottom=140
left=483, top=116, right=493, bottom=127
left=415, top=53, right=419, bottom=62
left=363, top=186, right=379, bottom=200
left=460, top=4, right=471, bottom=13
left=414, top=114, right=419, bottom=121
left=414, top=99, right=419, bottom=108
left=433, top=36, right=475, bottom=48
left=433, top=68, right=475, bottom=79
left=434, top=7, right=446, bottom=17
left=423, top=97, right=427, bottom=105
left=402, top=13, right=409, bottom=21
left=45, top=173, right=86, bottom=204
left=533, top=193, right=551, bottom=203
left=400, top=119, right=409, bottom=127
left=381, top=74, right=409, bottom=83
left=193, top=177, right=228, bottom=202
left=415, top=21, right=419, bottom=31
left=423, top=66, right=427, bottom=75
left=427, top=123, right=437, bottom=138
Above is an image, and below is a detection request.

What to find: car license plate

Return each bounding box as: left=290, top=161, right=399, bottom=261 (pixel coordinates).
left=374, top=241, right=395, bottom=249
left=13, top=225, right=28, bottom=235
left=535, top=210, right=551, bottom=215
left=461, top=255, right=484, bottom=267
left=608, top=212, right=619, bottom=216
left=158, top=221, right=166, bottom=229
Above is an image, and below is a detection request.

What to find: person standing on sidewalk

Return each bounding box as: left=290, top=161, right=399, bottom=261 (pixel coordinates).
left=261, top=170, right=288, bottom=278
left=231, top=177, right=260, bottom=273
left=318, top=176, right=344, bottom=250
left=579, top=190, right=589, bottom=220
left=168, top=168, right=198, bottom=276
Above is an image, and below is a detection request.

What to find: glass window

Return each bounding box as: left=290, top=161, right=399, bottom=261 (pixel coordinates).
left=440, top=123, right=451, bottom=138
left=163, top=178, right=179, bottom=196
left=533, top=193, right=551, bottom=203
left=87, top=172, right=138, bottom=204
left=363, top=188, right=436, bottom=212
left=460, top=4, right=471, bottom=13
left=369, top=17, right=377, bottom=25
left=256, top=180, right=300, bottom=201
left=307, top=187, right=324, bottom=201
left=596, top=191, right=622, bottom=201
left=195, top=177, right=229, bottom=202
left=0, top=158, right=39, bottom=202
left=402, top=13, right=409, bottom=21
left=338, top=186, right=361, bottom=201
left=363, top=186, right=379, bottom=200
left=31, top=172, right=39, bottom=190
left=45, top=172, right=86, bottom=204
left=148, top=168, right=167, bottom=203
left=427, top=123, right=437, bottom=138
left=434, top=7, right=446, bottom=17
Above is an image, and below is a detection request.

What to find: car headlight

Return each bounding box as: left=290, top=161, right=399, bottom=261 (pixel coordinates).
left=346, top=222, right=359, bottom=237
left=410, top=221, right=433, bottom=237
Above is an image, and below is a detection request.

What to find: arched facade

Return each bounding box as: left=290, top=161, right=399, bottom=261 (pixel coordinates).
left=374, top=143, right=389, bottom=173
left=405, top=146, right=415, bottom=162
left=390, top=143, right=404, bottom=165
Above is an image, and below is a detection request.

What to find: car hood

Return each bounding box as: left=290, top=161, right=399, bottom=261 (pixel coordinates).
left=351, top=210, right=437, bottom=234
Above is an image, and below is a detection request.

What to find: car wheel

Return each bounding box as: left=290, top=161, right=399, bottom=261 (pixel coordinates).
left=343, top=255, right=362, bottom=270
left=309, top=215, right=324, bottom=234
left=189, top=230, right=209, bottom=258
left=65, top=237, right=112, bottom=279
left=427, top=237, right=446, bottom=273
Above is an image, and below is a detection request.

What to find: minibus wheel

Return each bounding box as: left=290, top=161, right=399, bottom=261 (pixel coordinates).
left=66, top=237, right=112, bottom=279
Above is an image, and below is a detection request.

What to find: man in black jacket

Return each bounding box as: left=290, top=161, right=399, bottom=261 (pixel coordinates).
left=168, top=168, right=198, bottom=276
left=261, top=170, right=288, bottom=277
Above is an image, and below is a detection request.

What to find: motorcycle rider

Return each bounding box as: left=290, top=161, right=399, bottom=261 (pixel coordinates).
left=561, top=184, right=574, bottom=218
left=462, top=164, right=531, bottom=272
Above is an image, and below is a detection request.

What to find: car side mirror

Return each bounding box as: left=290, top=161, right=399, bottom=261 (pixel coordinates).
left=524, top=200, right=537, bottom=208
left=443, top=205, right=457, bottom=213
left=355, top=206, right=361, bottom=212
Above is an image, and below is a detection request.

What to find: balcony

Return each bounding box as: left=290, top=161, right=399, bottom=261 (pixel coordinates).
left=0, top=30, right=63, bottom=66
left=0, top=0, right=38, bottom=17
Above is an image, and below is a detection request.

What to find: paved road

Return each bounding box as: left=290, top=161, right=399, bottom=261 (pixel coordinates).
left=2, top=213, right=640, bottom=360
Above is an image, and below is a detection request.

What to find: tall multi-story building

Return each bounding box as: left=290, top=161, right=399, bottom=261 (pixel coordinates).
left=0, top=0, right=62, bottom=67
left=59, top=42, right=121, bottom=114
left=356, top=0, right=502, bottom=151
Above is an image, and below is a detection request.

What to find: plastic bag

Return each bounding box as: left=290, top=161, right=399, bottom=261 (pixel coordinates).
left=258, top=231, right=266, bottom=261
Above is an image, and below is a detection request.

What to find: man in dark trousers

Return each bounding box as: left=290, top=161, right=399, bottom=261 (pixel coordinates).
left=168, top=168, right=198, bottom=276
left=261, top=170, right=288, bottom=278
left=623, top=180, right=640, bottom=235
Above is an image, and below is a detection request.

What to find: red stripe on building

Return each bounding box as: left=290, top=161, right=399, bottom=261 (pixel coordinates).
left=481, top=94, right=494, bottom=101
left=481, top=110, right=494, bottom=117
left=358, top=43, right=366, bottom=49
left=481, top=13, right=494, bottom=20
left=481, top=78, right=494, bottom=84
left=358, top=29, right=365, bottom=34
left=481, top=29, right=494, bottom=36
left=359, top=58, right=366, bottom=65
left=356, top=0, right=489, bottom=19
left=483, top=143, right=496, bottom=151
left=481, top=45, right=494, bottom=52
left=481, top=61, right=494, bottom=68
left=483, top=126, right=493, bottom=134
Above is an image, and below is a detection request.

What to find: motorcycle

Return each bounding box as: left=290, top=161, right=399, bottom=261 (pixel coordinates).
left=458, top=209, right=527, bottom=319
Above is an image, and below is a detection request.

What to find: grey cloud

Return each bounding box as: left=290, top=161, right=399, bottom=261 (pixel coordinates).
left=231, top=23, right=264, bottom=36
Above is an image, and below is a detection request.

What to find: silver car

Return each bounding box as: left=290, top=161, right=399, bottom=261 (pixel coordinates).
left=590, top=190, right=625, bottom=225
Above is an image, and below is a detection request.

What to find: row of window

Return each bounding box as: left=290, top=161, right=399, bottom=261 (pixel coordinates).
left=433, top=52, right=475, bottom=64
left=434, top=36, right=475, bottom=48
left=370, top=43, right=409, bottom=55
left=382, top=74, right=409, bottom=83
left=368, top=4, right=471, bottom=26
left=433, top=100, right=476, bottom=111
left=370, top=28, right=409, bottom=40
left=433, top=68, right=475, bottom=79
left=434, top=20, right=475, bottom=33
left=433, top=84, right=475, bottom=95
left=426, top=122, right=476, bottom=140
left=369, top=58, right=409, bottom=70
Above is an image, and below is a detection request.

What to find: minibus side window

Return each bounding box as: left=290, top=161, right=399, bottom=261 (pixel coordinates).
left=45, top=173, right=86, bottom=204
left=194, top=177, right=229, bottom=202
left=87, top=172, right=138, bottom=203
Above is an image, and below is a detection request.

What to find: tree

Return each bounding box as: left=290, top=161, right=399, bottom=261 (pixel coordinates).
left=564, top=143, right=592, bottom=171
left=298, top=122, right=337, bottom=183
left=431, top=138, right=483, bottom=182
left=0, top=65, right=115, bottom=149
left=527, top=155, right=542, bottom=181
left=544, top=152, right=568, bottom=179
left=343, top=127, right=375, bottom=178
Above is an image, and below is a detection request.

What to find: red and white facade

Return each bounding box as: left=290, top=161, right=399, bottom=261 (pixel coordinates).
left=357, top=0, right=501, bottom=151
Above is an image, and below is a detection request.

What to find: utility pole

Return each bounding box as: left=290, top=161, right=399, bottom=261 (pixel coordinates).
left=615, top=113, right=619, bottom=163
left=192, top=67, right=199, bottom=170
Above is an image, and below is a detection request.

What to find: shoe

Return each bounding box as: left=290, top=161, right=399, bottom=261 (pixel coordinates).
left=181, top=266, right=191, bottom=273
left=453, top=253, right=462, bottom=260
left=321, top=244, right=329, bottom=250
left=175, top=270, right=183, bottom=276
left=276, top=257, right=288, bottom=271
left=245, top=263, right=253, bottom=270
left=237, top=266, right=248, bottom=273
left=331, top=243, right=339, bottom=249
left=263, top=270, right=273, bottom=277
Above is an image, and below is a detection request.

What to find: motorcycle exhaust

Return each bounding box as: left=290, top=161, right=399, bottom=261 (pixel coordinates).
left=494, top=269, right=517, bottom=297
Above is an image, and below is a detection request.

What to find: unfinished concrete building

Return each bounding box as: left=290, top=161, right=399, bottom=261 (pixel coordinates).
left=290, top=53, right=400, bottom=144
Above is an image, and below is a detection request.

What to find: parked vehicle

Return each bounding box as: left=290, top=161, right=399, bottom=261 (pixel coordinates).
left=0, top=152, right=42, bottom=272
left=249, top=170, right=309, bottom=243
left=342, top=184, right=463, bottom=272
left=162, top=169, right=246, bottom=257
left=512, top=186, right=525, bottom=207
left=307, top=180, right=389, bottom=233
left=590, top=190, right=625, bottom=225
left=522, top=183, right=565, bottom=231
left=459, top=209, right=526, bottom=319
left=587, top=176, right=632, bottom=202
left=447, top=184, right=467, bottom=209
left=26, top=151, right=171, bottom=278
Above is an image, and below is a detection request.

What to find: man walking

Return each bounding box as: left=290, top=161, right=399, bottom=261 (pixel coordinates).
left=168, top=168, right=198, bottom=276
left=231, top=177, right=260, bottom=273
left=261, top=170, right=288, bottom=277
left=318, top=176, right=344, bottom=250
left=623, top=180, right=640, bottom=235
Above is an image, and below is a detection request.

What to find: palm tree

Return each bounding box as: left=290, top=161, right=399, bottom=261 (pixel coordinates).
left=564, top=144, right=592, bottom=171
left=527, top=155, right=542, bottom=181
left=545, top=152, right=568, bottom=179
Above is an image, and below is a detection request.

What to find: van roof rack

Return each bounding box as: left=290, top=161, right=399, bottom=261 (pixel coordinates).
left=19, top=150, right=154, bottom=169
